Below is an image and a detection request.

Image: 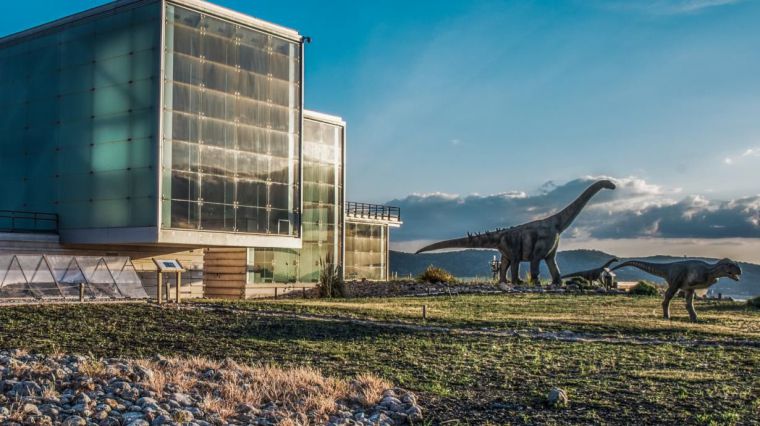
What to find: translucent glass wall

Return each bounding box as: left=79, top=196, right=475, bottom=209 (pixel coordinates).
left=0, top=2, right=161, bottom=229
left=248, top=117, right=343, bottom=284
left=298, top=119, right=343, bottom=280
left=345, top=222, right=387, bottom=281
left=162, top=4, right=302, bottom=235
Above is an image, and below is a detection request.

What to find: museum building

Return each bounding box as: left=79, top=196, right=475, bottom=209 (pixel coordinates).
left=0, top=0, right=400, bottom=299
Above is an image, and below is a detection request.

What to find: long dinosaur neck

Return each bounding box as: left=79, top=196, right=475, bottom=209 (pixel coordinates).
left=602, top=258, right=618, bottom=269
left=416, top=233, right=500, bottom=253
left=552, top=182, right=607, bottom=232
left=612, top=261, right=670, bottom=280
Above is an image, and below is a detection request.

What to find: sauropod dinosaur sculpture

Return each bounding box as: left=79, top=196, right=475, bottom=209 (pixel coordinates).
left=415, top=180, right=616, bottom=285
left=612, top=259, right=742, bottom=322
left=561, top=257, right=619, bottom=285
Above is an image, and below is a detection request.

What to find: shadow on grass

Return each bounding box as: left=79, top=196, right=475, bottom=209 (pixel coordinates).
left=0, top=304, right=425, bottom=360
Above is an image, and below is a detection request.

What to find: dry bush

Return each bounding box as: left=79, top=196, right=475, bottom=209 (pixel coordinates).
left=41, top=383, right=59, bottom=400
left=78, top=359, right=107, bottom=378
left=629, top=281, right=661, bottom=297
left=350, top=373, right=391, bottom=407
left=6, top=403, right=26, bottom=422
left=318, top=260, right=346, bottom=298
left=142, top=368, right=167, bottom=397
left=417, top=265, right=456, bottom=284
left=198, top=393, right=237, bottom=421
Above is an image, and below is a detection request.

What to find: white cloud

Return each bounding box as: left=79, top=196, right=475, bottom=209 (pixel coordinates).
left=596, top=0, right=744, bottom=15
left=723, top=146, right=759, bottom=165
left=406, top=192, right=460, bottom=201
left=388, top=176, right=760, bottom=242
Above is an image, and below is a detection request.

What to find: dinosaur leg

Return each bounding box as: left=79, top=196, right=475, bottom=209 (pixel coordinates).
left=684, top=289, right=698, bottom=322
left=662, top=285, right=678, bottom=320
left=545, top=254, right=562, bottom=286
left=510, top=259, right=523, bottom=285
left=530, top=259, right=541, bottom=285
left=498, top=255, right=510, bottom=284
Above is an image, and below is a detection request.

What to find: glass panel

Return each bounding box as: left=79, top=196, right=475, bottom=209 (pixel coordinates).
left=344, top=222, right=387, bottom=281
left=162, top=4, right=301, bottom=234
left=0, top=2, right=160, bottom=229
left=200, top=203, right=235, bottom=231
left=170, top=200, right=199, bottom=229
left=247, top=117, right=344, bottom=284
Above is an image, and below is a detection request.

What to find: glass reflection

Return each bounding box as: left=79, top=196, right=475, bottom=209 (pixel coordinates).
left=344, top=222, right=387, bottom=281
left=162, top=4, right=301, bottom=235
left=248, top=117, right=343, bottom=284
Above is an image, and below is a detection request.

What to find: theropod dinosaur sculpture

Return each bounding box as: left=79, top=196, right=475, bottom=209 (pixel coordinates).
left=416, top=180, right=616, bottom=285
left=612, top=259, right=741, bottom=322
left=561, top=257, right=619, bottom=285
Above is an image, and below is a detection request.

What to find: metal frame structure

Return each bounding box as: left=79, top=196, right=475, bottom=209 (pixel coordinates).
left=0, top=255, right=147, bottom=300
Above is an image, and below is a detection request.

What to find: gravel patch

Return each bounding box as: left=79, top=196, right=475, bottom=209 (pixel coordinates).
left=0, top=350, right=422, bottom=425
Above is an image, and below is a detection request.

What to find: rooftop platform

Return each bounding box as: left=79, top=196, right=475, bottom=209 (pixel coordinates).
left=345, top=202, right=402, bottom=227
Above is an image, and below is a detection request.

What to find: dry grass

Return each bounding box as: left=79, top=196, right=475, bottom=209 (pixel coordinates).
left=631, top=369, right=730, bottom=382
left=125, top=356, right=389, bottom=423
left=7, top=359, right=54, bottom=381
left=350, top=373, right=392, bottom=407
left=41, top=383, right=59, bottom=400
left=78, top=359, right=107, bottom=378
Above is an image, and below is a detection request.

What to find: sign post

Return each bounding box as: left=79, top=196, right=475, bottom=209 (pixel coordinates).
left=152, top=259, right=186, bottom=304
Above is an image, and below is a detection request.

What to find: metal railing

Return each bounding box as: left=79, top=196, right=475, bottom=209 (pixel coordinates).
left=0, top=210, right=59, bottom=234
left=345, top=202, right=401, bottom=222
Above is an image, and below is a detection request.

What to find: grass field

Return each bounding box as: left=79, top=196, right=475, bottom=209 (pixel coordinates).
left=0, top=294, right=758, bottom=425
left=196, top=293, right=760, bottom=342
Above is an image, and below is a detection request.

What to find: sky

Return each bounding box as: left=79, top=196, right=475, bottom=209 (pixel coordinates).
left=2, top=0, right=759, bottom=260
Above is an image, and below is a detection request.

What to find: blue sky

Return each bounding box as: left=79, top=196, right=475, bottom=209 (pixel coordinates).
left=3, top=0, right=759, bottom=259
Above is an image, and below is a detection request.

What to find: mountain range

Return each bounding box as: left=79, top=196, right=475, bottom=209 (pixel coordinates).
left=389, top=249, right=759, bottom=299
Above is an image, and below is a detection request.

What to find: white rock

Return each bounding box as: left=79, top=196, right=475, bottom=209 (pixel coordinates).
left=547, top=387, right=569, bottom=407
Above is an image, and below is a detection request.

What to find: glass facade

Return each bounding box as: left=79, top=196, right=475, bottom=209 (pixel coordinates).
left=344, top=222, right=388, bottom=281
left=161, top=3, right=302, bottom=235
left=0, top=2, right=161, bottom=229
left=247, top=116, right=343, bottom=284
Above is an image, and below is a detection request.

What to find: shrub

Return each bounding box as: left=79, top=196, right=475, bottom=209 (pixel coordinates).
left=629, top=281, right=660, bottom=297
left=747, top=296, right=760, bottom=309
left=317, top=259, right=345, bottom=298
left=566, top=277, right=596, bottom=289
left=417, top=265, right=456, bottom=284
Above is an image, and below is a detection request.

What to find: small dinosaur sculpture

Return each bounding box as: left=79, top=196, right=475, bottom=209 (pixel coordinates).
left=561, top=257, right=619, bottom=285
left=612, top=259, right=742, bottom=322
left=416, top=179, right=616, bottom=285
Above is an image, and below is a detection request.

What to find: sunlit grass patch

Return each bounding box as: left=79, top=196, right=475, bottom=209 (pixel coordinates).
left=630, top=369, right=730, bottom=382
left=199, top=293, right=760, bottom=341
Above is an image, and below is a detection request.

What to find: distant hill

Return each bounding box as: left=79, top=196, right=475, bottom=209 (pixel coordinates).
left=390, top=249, right=760, bottom=299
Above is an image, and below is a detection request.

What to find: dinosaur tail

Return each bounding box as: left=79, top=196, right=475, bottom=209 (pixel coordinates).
left=602, top=257, right=619, bottom=269
left=415, top=236, right=484, bottom=254
left=611, top=260, right=669, bottom=279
